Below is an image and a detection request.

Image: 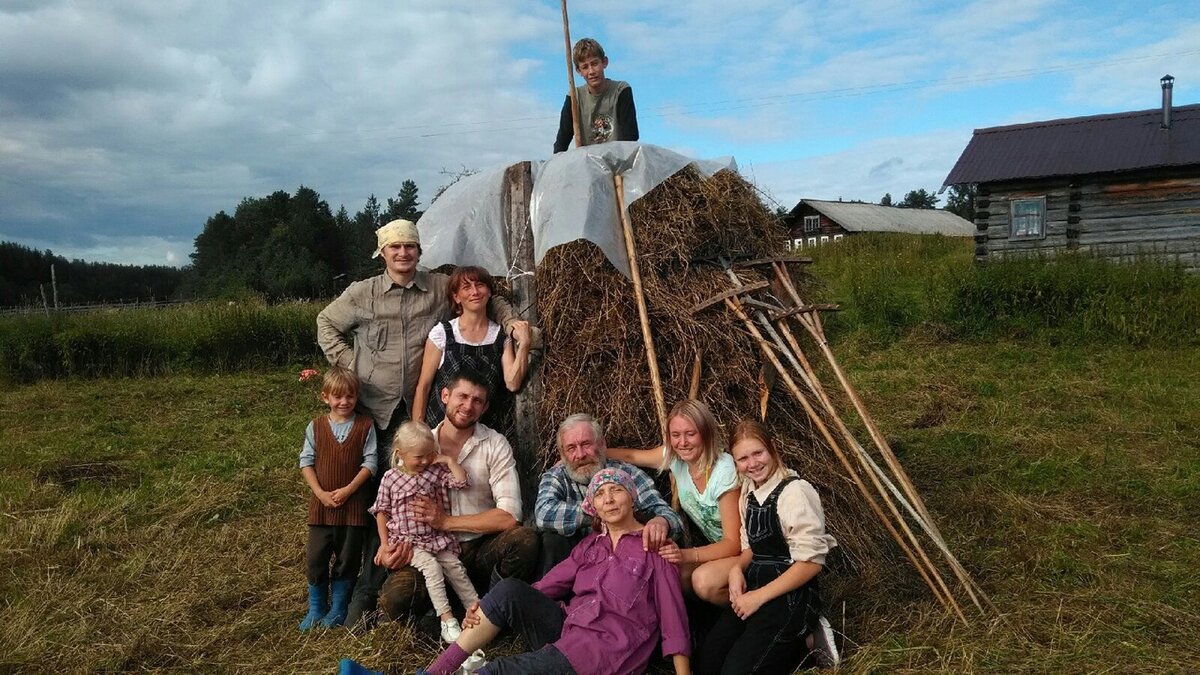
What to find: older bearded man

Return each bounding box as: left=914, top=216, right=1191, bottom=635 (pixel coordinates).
left=533, top=413, right=683, bottom=577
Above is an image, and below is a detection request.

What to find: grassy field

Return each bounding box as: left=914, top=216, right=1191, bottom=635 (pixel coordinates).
left=2, top=238, right=1197, bottom=672
left=1, top=337, right=1196, bottom=672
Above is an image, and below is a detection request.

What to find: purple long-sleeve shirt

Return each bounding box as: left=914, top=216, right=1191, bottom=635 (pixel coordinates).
left=532, top=530, right=690, bottom=675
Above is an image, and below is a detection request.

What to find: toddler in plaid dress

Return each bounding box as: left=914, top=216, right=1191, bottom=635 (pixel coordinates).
left=369, top=421, right=480, bottom=643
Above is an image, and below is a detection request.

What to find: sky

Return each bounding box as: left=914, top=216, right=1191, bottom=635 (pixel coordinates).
left=1, top=0, right=1197, bottom=267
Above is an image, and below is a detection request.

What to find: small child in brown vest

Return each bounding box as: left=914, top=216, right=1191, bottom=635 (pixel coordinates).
left=298, top=366, right=378, bottom=630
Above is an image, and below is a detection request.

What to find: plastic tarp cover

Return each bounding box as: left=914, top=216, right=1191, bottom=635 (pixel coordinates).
left=417, top=142, right=735, bottom=279
left=417, top=166, right=514, bottom=276
left=531, top=142, right=735, bottom=278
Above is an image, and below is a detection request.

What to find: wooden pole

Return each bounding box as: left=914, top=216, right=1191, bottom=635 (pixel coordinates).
left=560, top=0, right=582, bottom=148
left=51, top=264, right=59, bottom=310
left=614, top=173, right=668, bottom=443
left=719, top=270, right=968, bottom=622
left=503, top=161, right=542, bottom=507
left=39, top=284, right=49, bottom=317
left=773, top=263, right=940, bottom=532
left=769, top=261, right=991, bottom=613
left=723, top=296, right=964, bottom=621
left=689, top=350, right=702, bottom=400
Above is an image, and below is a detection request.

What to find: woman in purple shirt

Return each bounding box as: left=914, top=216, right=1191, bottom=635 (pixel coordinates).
left=418, top=467, right=692, bottom=675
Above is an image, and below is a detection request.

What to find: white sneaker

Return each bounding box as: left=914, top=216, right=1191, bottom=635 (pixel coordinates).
left=457, top=650, right=487, bottom=673
left=440, top=618, right=462, bottom=643
left=811, top=615, right=841, bottom=668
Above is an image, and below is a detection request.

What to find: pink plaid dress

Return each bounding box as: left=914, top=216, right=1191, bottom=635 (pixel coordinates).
left=369, top=463, right=468, bottom=554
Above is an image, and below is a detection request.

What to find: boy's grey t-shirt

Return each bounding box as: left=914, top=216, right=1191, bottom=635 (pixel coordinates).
left=577, top=79, right=630, bottom=146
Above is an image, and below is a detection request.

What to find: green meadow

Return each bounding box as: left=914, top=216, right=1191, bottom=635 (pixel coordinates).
left=1, top=236, right=1197, bottom=672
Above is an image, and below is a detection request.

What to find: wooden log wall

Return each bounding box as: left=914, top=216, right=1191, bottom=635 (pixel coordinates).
left=977, top=167, right=1200, bottom=271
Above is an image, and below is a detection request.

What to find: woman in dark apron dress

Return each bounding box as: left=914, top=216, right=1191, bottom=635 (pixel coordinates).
left=411, top=266, right=530, bottom=434
left=696, top=420, right=840, bottom=674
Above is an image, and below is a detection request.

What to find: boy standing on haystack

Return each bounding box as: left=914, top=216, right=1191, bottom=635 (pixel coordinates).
left=298, top=366, right=378, bottom=630
left=553, top=37, right=639, bottom=153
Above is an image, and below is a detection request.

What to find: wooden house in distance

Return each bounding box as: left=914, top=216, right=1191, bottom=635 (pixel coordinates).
left=943, top=76, right=1200, bottom=270
left=782, top=199, right=973, bottom=250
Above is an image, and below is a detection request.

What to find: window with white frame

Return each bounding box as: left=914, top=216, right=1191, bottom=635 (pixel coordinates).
left=833, top=234, right=844, bottom=242
left=793, top=238, right=804, bottom=249
left=808, top=237, right=818, bottom=247
left=1010, top=197, right=1046, bottom=239
left=803, top=215, right=820, bottom=233
left=820, top=235, right=830, bottom=244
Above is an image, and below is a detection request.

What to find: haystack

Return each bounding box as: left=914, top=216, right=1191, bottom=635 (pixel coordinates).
left=534, top=167, right=901, bottom=597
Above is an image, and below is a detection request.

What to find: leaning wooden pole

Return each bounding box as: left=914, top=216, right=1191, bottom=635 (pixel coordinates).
left=723, top=296, right=965, bottom=622
left=720, top=271, right=968, bottom=622
left=773, top=263, right=941, bottom=532
left=614, top=173, right=668, bottom=442
left=560, top=0, right=582, bottom=148
left=769, top=261, right=992, bottom=613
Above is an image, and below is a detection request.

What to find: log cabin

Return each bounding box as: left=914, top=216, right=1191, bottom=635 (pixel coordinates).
left=943, top=76, right=1200, bottom=270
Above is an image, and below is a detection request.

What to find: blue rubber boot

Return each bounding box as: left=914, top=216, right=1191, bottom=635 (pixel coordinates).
left=337, top=658, right=384, bottom=675
left=299, top=583, right=328, bottom=632
left=321, top=579, right=355, bottom=628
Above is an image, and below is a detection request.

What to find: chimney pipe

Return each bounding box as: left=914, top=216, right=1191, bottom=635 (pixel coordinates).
left=1161, top=74, right=1174, bottom=129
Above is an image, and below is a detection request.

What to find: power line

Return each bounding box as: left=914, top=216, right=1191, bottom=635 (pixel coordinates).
left=291, top=47, right=1200, bottom=144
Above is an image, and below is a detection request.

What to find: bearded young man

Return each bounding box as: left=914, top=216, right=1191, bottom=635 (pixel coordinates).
left=372, top=369, right=539, bottom=620
left=532, top=413, right=683, bottom=577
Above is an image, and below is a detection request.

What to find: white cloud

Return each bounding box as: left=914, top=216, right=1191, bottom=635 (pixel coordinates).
left=748, top=129, right=975, bottom=209
left=2, top=0, right=1197, bottom=266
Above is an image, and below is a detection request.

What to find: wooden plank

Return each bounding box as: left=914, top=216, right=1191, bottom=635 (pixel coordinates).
left=1077, top=226, right=1200, bottom=246
left=734, top=255, right=815, bottom=267
left=769, top=304, right=840, bottom=320
left=502, top=161, right=543, bottom=505
left=690, top=281, right=771, bottom=314
left=1077, top=217, right=1200, bottom=234
left=1074, top=201, right=1200, bottom=220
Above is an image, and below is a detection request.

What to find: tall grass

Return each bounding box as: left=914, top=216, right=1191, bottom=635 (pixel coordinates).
left=3, top=238, right=1197, bottom=384
left=944, top=254, right=1200, bottom=344
left=806, top=234, right=1200, bottom=345
left=0, top=301, right=321, bottom=383
left=804, top=233, right=972, bottom=341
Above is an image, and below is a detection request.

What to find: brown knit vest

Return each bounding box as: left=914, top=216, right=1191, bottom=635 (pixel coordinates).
left=307, top=414, right=374, bottom=527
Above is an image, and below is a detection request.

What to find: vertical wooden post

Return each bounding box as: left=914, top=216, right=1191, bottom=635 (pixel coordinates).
left=39, top=284, right=50, bottom=317
left=50, top=264, right=59, bottom=309
left=614, top=173, right=669, bottom=444
left=503, top=161, right=543, bottom=506
left=560, top=0, right=582, bottom=148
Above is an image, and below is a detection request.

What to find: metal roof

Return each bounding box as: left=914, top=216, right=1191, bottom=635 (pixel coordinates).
left=943, top=104, right=1200, bottom=186
left=797, top=200, right=974, bottom=236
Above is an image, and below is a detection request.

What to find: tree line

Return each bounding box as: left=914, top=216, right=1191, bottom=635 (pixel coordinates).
left=181, top=179, right=424, bottom=300
left=1, top=179, right=428, bottom=306
left=4, top=176, right=978, bottom=307
left=0, top=242, right=184, bottom=307
left=879, top=185, right=977, bottom=221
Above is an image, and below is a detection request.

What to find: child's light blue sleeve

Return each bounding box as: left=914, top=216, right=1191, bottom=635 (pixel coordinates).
left=299, top=422, right=317, bottom=468
left=361, top=425, right=378, bottom=475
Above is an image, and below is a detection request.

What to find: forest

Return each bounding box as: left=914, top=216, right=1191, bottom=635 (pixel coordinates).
left=0, top=180, right=424, bottom=306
